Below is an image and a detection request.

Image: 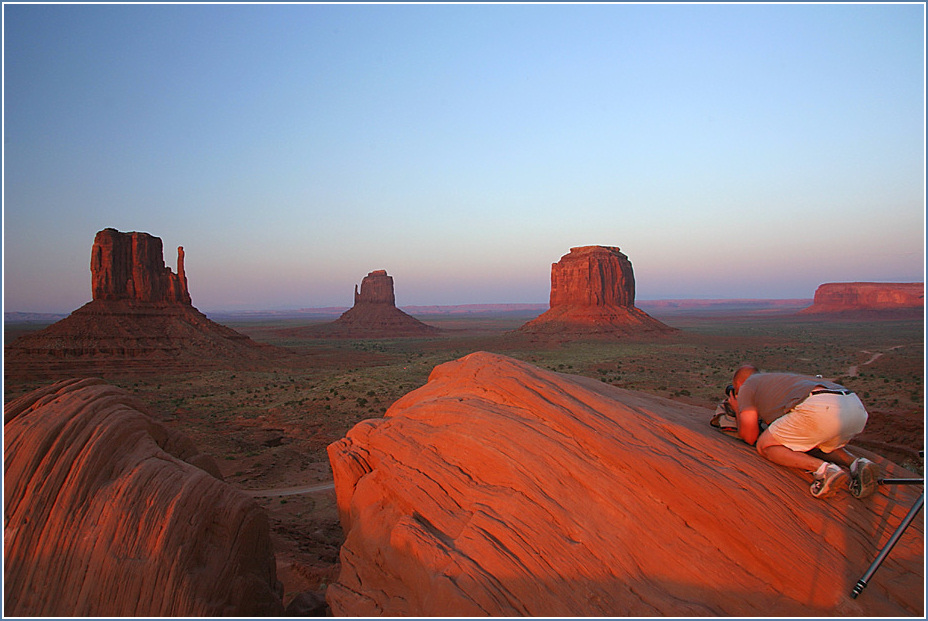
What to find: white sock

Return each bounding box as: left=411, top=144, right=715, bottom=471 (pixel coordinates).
left=814, top=462, right=829, bottom=476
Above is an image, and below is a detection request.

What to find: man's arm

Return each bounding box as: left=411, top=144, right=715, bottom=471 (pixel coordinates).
left=736, top=405, right=761, bottom=445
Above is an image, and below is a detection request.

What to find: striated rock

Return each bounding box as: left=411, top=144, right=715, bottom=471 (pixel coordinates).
left=4, top=378, right=284, bottom=616
left=91, top=228, right=191, bottom=304
left=520, top=246, right=675, bottom=335
left=800, top=282, right=924, bottom=317
left=5, top=229, right=280, bottom=378
left=283, top=270, right=439, bottom=338
left=326, top=352, right=923, bottom=617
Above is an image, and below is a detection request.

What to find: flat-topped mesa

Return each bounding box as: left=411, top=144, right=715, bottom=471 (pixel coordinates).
left=353, top=269, right=396, bottom=306
left=800, top=282, right=924, bottom=315
left=91, top=228, right=191, bottom=305
left=520, top=245, right=675, bottom=336
left=550, top=245, right=636, bottom=307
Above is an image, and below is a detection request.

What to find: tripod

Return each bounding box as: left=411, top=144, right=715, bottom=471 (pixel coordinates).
left=850, top=476, right=924, bottom=599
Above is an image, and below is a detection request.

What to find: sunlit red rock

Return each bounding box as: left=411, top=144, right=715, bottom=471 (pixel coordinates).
left=799, top=282, right=924, bottom=317
left=4, top=378, right=284, bottom=616
left=326, top=351, right=923, bottom=616
left=4, top=228, right=280, bottom=377
left=520, top=246, right=675, bottom=335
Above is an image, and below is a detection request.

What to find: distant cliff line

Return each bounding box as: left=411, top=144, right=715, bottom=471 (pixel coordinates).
left=187, top=299, right=817, bottom=322
left=6, top=299, right=821, bottom=324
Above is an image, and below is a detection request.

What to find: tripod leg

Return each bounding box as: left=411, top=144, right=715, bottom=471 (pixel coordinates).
left=851, top=493, right=924, bottom=599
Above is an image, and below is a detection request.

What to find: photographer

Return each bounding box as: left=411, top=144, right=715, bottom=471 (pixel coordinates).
left=727, top=365, right=879, bottom=499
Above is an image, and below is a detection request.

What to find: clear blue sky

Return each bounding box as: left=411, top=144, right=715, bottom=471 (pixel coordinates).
left=3, top=3, right=924, bottom=313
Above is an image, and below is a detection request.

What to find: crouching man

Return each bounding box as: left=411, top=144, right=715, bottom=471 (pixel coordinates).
left=728, top=365, right=879, bottom=499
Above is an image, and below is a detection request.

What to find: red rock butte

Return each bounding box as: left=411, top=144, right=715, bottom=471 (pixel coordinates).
left=519, top=246, right=675, bottom=335
left=296, top=270, right=440, bottom=337
left=4, top=228, right=279, bottom=377
left=91, top=227, right=191, bottom=304
left=799, top=282, right=924, bottom=318
left=4, top=378, right=284, bottom=616
left=326, top=352, right=923, bottom=616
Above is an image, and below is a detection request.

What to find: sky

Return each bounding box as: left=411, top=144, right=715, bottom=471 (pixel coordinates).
left=2, top=2, right=925, bottom=313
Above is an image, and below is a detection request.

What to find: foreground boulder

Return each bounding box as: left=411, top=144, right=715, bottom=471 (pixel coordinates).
left=520, top=246, right=675, bottom=336
left=799, top=282, right=924, bottom=317
left=4, top=378, right=284, bottom=616
left=327, top=352, right=923, bottom=616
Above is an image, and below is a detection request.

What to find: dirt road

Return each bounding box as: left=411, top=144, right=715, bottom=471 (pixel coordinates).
left=243, top=482, right=335, bottom=498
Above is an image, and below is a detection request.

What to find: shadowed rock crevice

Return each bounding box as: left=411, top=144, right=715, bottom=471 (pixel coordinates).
left=326, top=351, right=923, bottom=616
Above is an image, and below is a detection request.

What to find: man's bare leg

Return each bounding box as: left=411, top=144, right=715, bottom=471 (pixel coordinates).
left=755, top=430, right=824, bottom=471
left=809, top=446, right=856, bottom=468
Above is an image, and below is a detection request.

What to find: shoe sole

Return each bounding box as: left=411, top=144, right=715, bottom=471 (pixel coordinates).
left=812, top=469, right=849, bottom=498
left=851, top=461, right=880, bottom=498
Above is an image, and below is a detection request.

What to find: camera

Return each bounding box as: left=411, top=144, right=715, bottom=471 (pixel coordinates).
left=725, top=384, right=735, bottom=397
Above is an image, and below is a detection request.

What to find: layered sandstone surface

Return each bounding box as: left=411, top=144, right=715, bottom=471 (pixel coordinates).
left=4, top=378, right=284, bottom=616
left=327, top=352, right=923, bottom=616
left=289, top=270, right=439, bottom=337
left=5, top=229, right=278, bottom=374
left=520, top=246, right=675, bottom=335
left=800, top=282, right=924, bottom=317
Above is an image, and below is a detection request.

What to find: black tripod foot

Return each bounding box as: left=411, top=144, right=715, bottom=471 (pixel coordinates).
left=850, top=579, right=867, bottom=599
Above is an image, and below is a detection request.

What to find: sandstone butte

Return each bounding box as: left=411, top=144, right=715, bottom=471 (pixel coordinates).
left=799, top=282, right=924, bottom=317
left=4, top=228, right=278, bottom=373
left=327, top=352, right=923, bottom=617
left=4, top=378, right=284, bottom=616
left=519, top=245, right=676, bottom=335
left=284, top=269, right=440, bottom=338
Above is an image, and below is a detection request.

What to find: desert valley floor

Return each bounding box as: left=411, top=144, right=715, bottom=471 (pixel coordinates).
left=4, top=306, right=924, bottom=608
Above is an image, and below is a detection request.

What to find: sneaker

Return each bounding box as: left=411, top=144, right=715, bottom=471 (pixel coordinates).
left=810, top=463, right=849, bottom=498
left=849, top=458, right=880, bottom=499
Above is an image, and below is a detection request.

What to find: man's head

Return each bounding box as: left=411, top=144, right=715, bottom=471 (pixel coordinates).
left=732, top=364, right=759, bottom=392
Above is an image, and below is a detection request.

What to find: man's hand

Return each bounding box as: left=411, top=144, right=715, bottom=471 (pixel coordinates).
left=736, top=406, right=761, bottom=446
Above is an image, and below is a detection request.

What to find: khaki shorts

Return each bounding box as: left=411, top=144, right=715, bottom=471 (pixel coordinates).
left=766, top=392, right=868, bottom=453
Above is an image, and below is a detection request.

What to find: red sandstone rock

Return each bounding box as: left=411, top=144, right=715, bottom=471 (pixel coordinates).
left=4, top=378, right=284, bottom=616
left=520, top=246, right=675, bottom=335
left=288, top=270, right=439, bottom=338
left=353, top=269, right=396, bottom=305
left=800, top=282, right=924, bottom=316
left=91, top=228, right=191, bottom=304
left=5, top=229, right=280, bottom=376
left=326, top=352, right=923, bottom=616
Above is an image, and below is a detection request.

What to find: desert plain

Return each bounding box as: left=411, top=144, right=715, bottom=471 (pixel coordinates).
left=4, top=302, right=923, bottom=609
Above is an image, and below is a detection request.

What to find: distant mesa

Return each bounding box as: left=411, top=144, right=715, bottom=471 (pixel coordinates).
left=519, top=246, right=676, bottom=336
left=285, top=270, right=440, bottom=338
left=799, top=282, right=924, bottom=318
left=326, top=351, right=922, bottom=616
left=4, top=378, right=284, bottom=616
left=4, top=228, right=279, bottom=377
